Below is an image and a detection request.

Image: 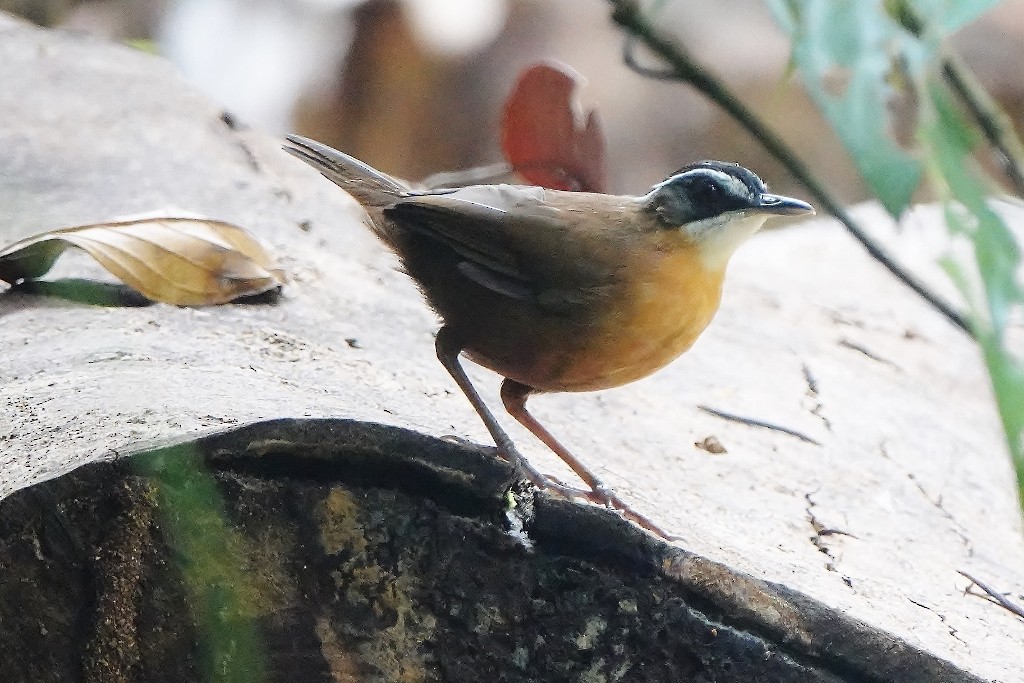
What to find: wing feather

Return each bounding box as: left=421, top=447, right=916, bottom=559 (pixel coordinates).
left=384, top=185, right=619, bottom=314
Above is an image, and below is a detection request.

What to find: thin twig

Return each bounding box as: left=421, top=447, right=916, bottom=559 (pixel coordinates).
left=607, top=0, right=972, bottom=337
left=958, top=570, right=1024, bottom=620
left=698, top=405, right=821, bottom=446
left=623, top=36, right=676, bottom=80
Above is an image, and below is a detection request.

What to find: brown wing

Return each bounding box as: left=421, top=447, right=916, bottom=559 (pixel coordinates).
left=383, top=185, right=626, bottom=316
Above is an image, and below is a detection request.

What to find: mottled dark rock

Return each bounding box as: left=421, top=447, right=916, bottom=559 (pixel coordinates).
left=0, top=419, right=981, bottom=682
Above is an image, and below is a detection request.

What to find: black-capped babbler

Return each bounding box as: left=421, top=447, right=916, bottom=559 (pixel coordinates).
left=285, top=135, right=813, bottom=539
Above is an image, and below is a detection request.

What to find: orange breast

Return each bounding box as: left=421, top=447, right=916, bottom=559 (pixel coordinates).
left=539, top=241, right=725, bottom=392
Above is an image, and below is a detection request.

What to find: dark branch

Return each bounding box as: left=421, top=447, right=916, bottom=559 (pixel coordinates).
left=941, top=54, right=1024, bottom=197
left=623, top=37, right=677, bottom=81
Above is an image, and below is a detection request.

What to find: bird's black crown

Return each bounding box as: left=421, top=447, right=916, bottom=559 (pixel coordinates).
left=646, top=161, right=769, bottom=226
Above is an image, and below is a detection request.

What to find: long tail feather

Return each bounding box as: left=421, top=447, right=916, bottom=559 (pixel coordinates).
left=284, top=135, right=408, bottom=207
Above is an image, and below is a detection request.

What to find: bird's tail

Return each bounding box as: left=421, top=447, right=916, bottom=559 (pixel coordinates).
left=284, top=135, right=408, bottom=208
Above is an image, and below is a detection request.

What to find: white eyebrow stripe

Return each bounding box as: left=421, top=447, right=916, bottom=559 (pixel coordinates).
left=682, top=169, right=734, bottom=185
left=696, top=168, right=753, bottom=194
left=678, top=169, right=752, bottom=197
left=652, top=165, right=765, bottom=205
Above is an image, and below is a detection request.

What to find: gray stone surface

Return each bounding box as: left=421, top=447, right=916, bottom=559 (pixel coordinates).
left=1, top=12, right=1022, bottom=680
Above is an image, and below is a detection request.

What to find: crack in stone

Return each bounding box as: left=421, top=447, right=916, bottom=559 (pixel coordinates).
left=907, top=598, right=971, bottom=651
left=879, top=443, right=975, bottom=557
left=801, top=363, right=820, bottom=396
left=234, top=136, right=262, bottom=174
left=801, top=363, right=832, bottom=431
left=907, top=472, right=975, bottom=556
left=217, top=110, right=262, bottom=174
left=838, top=337, right=901, bottom=371
left=804, top=490, right=854, bottom=586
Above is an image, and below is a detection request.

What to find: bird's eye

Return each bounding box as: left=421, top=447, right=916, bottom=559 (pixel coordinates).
left=694, top=181, right=720, bottom=204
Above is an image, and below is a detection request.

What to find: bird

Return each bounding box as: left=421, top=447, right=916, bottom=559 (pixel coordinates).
left=284, top=134, right=814, bottom=538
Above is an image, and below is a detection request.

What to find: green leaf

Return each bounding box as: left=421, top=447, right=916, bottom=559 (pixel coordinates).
left=924, top=85, right=1022, bottom=325
left=920, top=82, right=1024, bottom=499
left=772, top=0, right=924, bottom=216
left=125, top=38, right=159, bottom=54
left=765, top=0, right=800, bottom=34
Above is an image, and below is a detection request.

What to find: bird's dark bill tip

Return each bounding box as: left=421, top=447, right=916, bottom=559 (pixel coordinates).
left=757, top=194, right=815, bottom=216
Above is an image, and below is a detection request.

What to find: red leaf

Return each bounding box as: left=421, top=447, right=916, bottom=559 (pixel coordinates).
left=500, top=61, right=608, bottom=193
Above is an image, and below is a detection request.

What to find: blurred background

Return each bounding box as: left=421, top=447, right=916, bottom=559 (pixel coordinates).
left=2, top=0, right=1022, bottom=200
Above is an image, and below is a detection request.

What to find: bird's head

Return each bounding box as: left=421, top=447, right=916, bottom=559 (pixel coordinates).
left=641, top=161, right=814, bottom=268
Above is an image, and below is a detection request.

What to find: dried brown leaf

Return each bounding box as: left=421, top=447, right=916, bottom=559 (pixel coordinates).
left=0, top=216, right=284, bottom=306
left=500, top=60, right=608, bottom=193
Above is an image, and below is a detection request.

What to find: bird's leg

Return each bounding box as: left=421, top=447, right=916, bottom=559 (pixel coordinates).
left=434, top=327, right=592, bottom=498
left=500, top=379, right=679, bottom=541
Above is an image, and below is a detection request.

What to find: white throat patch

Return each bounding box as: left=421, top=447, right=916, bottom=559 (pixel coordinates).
left=685, top=213, right=768, bottom=270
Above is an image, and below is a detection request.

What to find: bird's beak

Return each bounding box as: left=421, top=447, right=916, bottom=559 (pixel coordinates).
left=754, top=193, right=815, bottom=216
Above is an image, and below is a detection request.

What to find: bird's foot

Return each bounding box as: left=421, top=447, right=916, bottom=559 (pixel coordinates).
left=494, top=440, right=681, bottom=542
left=594, top=491, right=681, bottom=542
left=540, top=476, right=682, bottom=542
